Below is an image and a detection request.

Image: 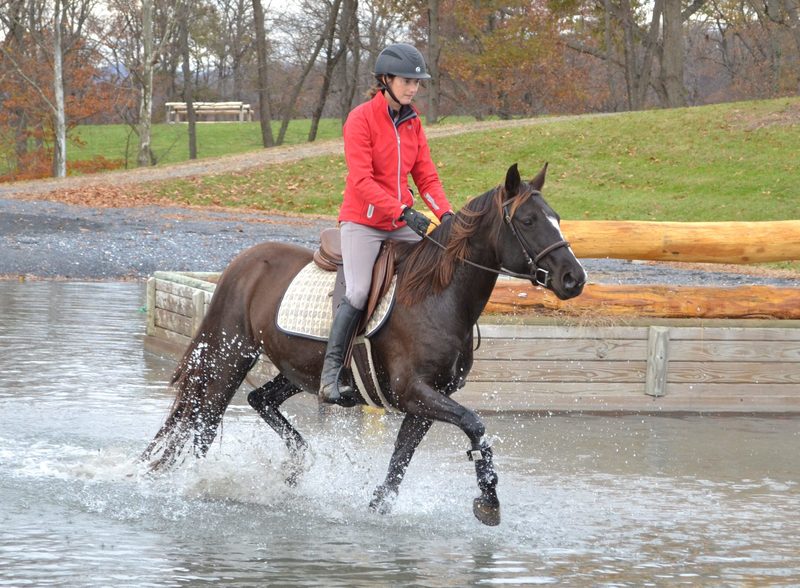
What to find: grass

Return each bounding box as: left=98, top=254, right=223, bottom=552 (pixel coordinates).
left=69, top=98, right=799, bottom=223
left=68, top=114, right=489, bottom=167
left=431, top=99, right=800, bottom=222
left=69, top=119, right=347, bottom=167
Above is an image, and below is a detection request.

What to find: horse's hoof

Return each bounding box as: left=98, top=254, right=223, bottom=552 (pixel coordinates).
left=369, top=486, right=397, bottom=515
left=473, top=495, right=501, bottom=526
left=282, top=446, right=312, bottom=486
left=284, top=465, right=302, bottom=487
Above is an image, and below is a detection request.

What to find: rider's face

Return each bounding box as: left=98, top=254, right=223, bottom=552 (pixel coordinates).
left=386, top=76, right=421, bottom=107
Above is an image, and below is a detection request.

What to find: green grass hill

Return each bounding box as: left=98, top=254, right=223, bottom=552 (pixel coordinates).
left=71, top=97, right=799, bottom=223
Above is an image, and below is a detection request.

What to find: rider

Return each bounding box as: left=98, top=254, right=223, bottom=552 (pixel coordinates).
left=319, top=42, right=455, bottom=404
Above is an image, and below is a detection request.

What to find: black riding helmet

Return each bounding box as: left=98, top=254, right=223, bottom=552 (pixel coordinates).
left=374, top=43, right=431, bottom=80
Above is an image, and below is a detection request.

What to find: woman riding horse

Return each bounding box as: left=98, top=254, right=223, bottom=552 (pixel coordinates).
left=319, top=42, right=455, bottom=404
left=142, top=160, right=586, bottom=525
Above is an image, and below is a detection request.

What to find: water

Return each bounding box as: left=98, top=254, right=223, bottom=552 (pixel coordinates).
left=1, top=281, right=799, bottom=586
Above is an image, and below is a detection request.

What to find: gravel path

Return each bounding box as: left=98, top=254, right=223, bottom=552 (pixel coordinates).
left=0, top=198, right=331, bottom=279
left=2, top=196, right=799, bottom=286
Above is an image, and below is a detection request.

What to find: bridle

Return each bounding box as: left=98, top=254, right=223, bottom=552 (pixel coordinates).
left=421, top=190, right=571, bottom=288
left=499, top=195, right=571, bottom=286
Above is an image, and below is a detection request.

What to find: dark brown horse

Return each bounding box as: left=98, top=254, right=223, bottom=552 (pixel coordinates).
left=142, top=163, right=586, bottom=525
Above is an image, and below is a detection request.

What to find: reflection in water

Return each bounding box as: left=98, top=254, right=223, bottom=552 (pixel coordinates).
left=1, top=281, right=799, bottom=586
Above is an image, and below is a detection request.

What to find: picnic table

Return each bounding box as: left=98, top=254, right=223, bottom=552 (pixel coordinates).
left=165, top=101, right=253, bottom=123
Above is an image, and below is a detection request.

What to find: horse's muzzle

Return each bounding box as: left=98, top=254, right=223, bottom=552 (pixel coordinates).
left=551, top=266, right=587, bottom=300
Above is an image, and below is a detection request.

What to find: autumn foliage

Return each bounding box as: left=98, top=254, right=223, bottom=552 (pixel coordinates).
left=0, top=32, right=131, bottom=182
left=439, top=0, right=606, bottom=117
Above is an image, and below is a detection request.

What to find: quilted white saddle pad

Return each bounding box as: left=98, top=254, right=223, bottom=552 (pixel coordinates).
left=276, top=262, right=396, bottom=340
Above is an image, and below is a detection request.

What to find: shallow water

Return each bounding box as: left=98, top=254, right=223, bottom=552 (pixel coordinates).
left=1, top=281, right=799, bottom=586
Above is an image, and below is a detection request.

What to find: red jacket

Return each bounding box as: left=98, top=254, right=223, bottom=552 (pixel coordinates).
left=339, top=91, right=453, bottom=230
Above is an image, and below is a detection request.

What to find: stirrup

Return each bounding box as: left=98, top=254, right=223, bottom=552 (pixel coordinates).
left=319, top=377, right=356, bottom=407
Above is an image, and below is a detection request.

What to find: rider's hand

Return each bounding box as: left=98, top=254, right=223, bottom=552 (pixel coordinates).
left=400, top=207, right=431, bottom=237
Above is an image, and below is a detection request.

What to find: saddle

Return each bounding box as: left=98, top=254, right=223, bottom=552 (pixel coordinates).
left=313, top=227, right=397, bottom=331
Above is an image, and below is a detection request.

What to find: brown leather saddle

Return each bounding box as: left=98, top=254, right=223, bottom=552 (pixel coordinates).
left=313, top=227, right=397, bottom=333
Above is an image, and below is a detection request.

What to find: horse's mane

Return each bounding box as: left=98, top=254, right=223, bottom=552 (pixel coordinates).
left=395, top=184, right=534, bottom=306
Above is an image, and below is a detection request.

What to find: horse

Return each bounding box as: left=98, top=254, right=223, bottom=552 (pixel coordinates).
left=142, top=163, right=586, bottom=526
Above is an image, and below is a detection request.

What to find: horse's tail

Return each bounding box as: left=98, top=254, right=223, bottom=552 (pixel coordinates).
left=141, top=286, right=258, bottom=471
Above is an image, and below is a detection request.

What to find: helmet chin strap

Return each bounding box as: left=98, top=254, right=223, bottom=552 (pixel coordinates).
left=379, top=75, right=403, bottom=109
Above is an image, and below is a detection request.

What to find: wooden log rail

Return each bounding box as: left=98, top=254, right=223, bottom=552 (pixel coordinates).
left=487, top=281, right=800, bottom=319
left=561, top=220, right=800, bottom=263
left=165, top=101, right=253, bottom=123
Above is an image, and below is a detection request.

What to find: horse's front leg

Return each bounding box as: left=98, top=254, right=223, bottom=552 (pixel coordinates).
left=397, top=382, right=500, bottom=526
left=247, top=373, right=308, bottom=486
left=370, top=413, right=433, bottom=514
left=445, top=329, right=475, bottom=394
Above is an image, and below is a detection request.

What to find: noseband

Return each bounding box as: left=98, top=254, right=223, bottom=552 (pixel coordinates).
left=500, top=196, right=571, bottom=287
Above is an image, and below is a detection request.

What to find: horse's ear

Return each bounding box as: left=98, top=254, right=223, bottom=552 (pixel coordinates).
left=530, top=162, right=548, bottom=191
left=505, top=163, right=521, bottom=196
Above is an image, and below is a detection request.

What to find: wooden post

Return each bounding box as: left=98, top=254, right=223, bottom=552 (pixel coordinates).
left=192, top=290, right=205, bottom=335
left=645, top=326, right=670, bottom=397
left=146, top=277, right=156, bottom=336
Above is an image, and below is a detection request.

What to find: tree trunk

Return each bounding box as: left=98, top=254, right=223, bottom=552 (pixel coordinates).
left=604, top=0, right=618, bottom=109
left=427, top=0, right=441, bottom=124
left=660, top=0, right=687, bottom=107
left=617, top=0, right=662, bottom=109
left=179, top=2, right=197, bottom=159
left=52, top=0, right=67, bottom=178
left=340, top=18, right=360, bottom=126
left=252, top=0, right=274, bottom=147
left=782, top=0, right=800, bottom=90
left=137, top=0, right=155, bottom=167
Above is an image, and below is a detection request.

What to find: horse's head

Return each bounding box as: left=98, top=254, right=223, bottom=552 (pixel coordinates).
left=497, top=163, right=586, bottom=300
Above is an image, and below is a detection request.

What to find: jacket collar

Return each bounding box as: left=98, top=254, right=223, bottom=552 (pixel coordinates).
left=370, top=91, right=418, bottom=127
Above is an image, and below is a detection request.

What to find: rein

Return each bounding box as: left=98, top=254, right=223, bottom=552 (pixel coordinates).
left=423, top=191, right=570, bottom=288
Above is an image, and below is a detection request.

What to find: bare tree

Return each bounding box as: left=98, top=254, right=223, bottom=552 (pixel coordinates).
left=308, top=0, right=359, bottom=142
left=52, top=0, right=66, bottom=176
left=178, top=0, right=197, bottom=159
left=252, top=0, right=274, bottom=146
left=111, top=0, right=179, bottom=167
left=0, top=0, right=98, bottom=177
left=273, top=1, right=331, bottom=145
left=210, top=0, right=254, bottom=97
left=426, top=0, right=441, bottom=123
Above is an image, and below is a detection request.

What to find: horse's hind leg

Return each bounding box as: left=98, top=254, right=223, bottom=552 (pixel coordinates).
left=192, top=352, right=259, bottom=457
left=247, top=373, right=308, bottom=485
left=370, top=414, right=433, bottom=514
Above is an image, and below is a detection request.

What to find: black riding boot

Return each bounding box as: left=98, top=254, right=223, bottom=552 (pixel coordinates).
left=319, top=299, right=363, bottom=404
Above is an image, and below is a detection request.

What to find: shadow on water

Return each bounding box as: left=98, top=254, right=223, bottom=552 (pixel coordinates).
left=1, top=281, right=799, bottom=586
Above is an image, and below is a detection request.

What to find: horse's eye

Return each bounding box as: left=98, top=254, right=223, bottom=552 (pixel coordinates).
left=521, top=216, right=534, bottom=226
